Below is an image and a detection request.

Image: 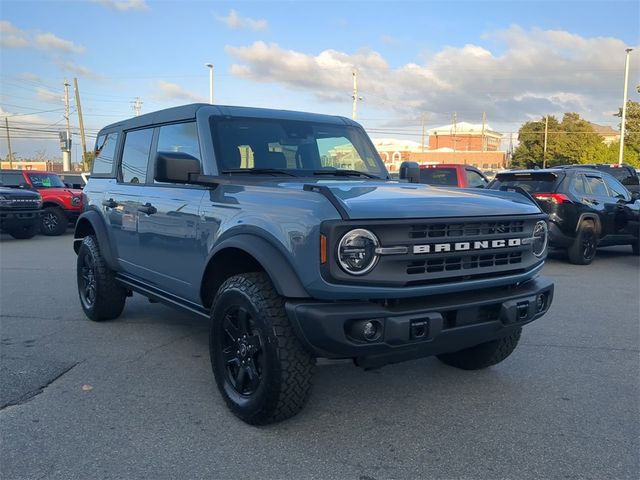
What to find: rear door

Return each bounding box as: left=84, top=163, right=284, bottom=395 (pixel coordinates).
left=582, top=174, right=612, bottom=235
left=106, top=128, right=154, bottom=276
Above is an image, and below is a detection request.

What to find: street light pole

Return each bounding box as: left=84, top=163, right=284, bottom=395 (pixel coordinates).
left=618, top=48, right=633, bottom=165
left=205, top=63, right=214, bottom=104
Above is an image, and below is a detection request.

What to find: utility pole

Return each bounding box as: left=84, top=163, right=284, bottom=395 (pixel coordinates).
left=481, top=112, right=487, bottom=152
left=452, top=112, right=457, bottom=152
left=421, top=113, right=427, bottom=153
left=618, top=48, right=633, bottom=165
left=73, top=78, right=88, bottom=171
left=351, top=69, right=362, bottom=120
left=543, top=115, right=549, bottom=169
left=63, top=79, right=71, bottom=171
left=4, top=117, right=13, bottom=168
left=132, top=97, right=143, bottom=117
left=205, top=63, right=214, bottom=104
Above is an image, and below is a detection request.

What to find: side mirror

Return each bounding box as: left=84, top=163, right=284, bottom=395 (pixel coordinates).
left=155, top=151, right=201, bottom=183
left=399, top=161, right=420, bottom=184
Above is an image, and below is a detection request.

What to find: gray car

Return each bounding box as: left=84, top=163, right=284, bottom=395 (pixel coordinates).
left=74, top=104, right=553, bottom=424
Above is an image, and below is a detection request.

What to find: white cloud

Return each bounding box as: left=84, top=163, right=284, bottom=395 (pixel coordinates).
left=93, top=0, right=149, bottom=11
left=226, top=27, right=639, bottom=127
left=381, top=35, right=399, bottom=45
left=0, top=21, right=28, bottom=48
left=217, top=9, right=268, bottom=32
left=56, top=60, right=102, bottom=80
left=153, top=81, right=206, bottom=103
left=35, top=33, right=85, bottom=54
left=36, top=87, right=62, bottom=103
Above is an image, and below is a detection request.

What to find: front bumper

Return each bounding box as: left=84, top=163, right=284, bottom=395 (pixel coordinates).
left=0, top=209, right=41, bottom=230
left=286, top=276, right=553, bottom=368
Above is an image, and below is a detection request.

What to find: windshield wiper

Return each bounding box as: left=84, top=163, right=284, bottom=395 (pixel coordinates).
left=223, top=168, right=298, bottom=177
left=312, top=169, right=380, bottom=179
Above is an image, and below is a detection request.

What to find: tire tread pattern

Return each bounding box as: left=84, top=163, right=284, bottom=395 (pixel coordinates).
left=212, top=272, right=315, bottom=425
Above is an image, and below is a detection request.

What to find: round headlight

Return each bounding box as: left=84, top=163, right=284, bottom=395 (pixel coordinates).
left=532, top=220, right=548, bottom=257
left=337, top=229, right=379, bottom=275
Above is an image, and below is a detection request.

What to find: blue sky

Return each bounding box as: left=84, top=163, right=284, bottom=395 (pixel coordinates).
left=1, top=0, right=639, bottom=161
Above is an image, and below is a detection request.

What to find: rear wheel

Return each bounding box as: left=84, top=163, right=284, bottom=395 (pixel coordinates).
left=8, top=223, right=38, bottom=239
left=437, top=328, right=522, bottom=370
left=567, top=221, right=597, bottom=265
left=210, top=272, right=315, bottom=425
left=41, top=206, right=67, bottom=236
left=77, top=235, right=126, bottom=321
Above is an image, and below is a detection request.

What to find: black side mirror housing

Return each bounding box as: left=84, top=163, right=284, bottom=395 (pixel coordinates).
left=155, top=151, right=201, bottom=183
left=399, top=161, right=421, bottom=184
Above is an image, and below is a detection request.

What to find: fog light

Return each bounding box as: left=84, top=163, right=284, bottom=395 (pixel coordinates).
left=536, top=293, right=547, bottom=312
left=348, top=319, right=383, bottom=342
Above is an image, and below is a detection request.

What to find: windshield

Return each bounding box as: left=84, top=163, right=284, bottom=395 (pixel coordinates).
left=210, top=117, right=386, bottom=178
left=27, top=173, right=66, bottom=188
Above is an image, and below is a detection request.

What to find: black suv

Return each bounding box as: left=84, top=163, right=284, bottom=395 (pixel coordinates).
left=561, top=164, right=640, bottom=194
left=489, top=168, right=640, bottom=264
left=0, top=186, right=42, bottom=239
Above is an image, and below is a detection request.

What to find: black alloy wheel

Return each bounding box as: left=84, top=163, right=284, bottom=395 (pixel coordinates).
left=40, top=206, right=67, bottom=236
left=581, top=229, right=597, bottom=261
left=221, top=306, right=264, bottom=396
left=78, top=250, right=97, bottom=309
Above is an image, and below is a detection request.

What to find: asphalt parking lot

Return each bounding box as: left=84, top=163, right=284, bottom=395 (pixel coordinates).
left=1, top=232, right=638, bottom=480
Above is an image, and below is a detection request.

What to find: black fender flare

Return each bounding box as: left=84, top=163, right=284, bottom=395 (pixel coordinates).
left=207, top=234, right=309, bottom=298
left=576, top=213, right=602, bottom=235
left=73, top=210, right=118, bottom=269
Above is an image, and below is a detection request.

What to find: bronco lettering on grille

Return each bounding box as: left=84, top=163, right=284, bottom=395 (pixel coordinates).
left=413, top=238, right=522, bottom=254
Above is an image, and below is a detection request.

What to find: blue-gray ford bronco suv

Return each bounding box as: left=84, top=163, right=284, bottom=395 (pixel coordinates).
left=74, top=104, right=553, bottom=424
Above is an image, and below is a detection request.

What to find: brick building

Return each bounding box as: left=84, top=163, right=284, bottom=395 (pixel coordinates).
left=429, top=122, right=502, bottom=151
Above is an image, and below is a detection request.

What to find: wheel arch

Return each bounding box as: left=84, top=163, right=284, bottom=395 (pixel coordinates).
left=73, top=210, right=118, bottom=269
left=200, top=234, right=309, bottom=309
left=576, top=213, right=602, bottom=235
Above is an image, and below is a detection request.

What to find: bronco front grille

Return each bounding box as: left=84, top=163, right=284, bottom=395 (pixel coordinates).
left=5, top=197, right=40, bottom=209
left=409, top=220, right=525, bottom=239
left=407, top=252, right=523, bottom=275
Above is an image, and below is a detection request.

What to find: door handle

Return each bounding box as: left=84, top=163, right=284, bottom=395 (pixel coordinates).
left=137, top=203, right=157, bottom=215
left=102, top=198, right=117, bottom=209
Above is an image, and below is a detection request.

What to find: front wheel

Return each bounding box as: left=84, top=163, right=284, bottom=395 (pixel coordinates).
left=437, top=328, right=522, bottom=370
left=41, top=206, right=68, bottom=236
left=210, top=272, right=315, bottom=425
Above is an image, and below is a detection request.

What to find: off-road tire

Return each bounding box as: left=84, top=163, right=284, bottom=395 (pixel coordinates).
left=40, top=206, right=67, bottom=236
left=77, top=235, right=126, bottom=321
left=437, top=327, right=522, bottom=370
left=8, top=223, right=38, bottom=239
left=567, top=221, right=597, bottom=265
left=210, top=272, right=315, bottom=425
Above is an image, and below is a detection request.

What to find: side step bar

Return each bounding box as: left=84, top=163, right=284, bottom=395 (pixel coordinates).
left=116, top=274, right=210, bottom=320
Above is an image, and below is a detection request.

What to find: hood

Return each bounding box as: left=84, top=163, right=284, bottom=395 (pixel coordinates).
left=0, top=186, right=41, bottom=198
left=280, top=181, right=541, bottom=219
left=36, top=187, right=82, bottom=196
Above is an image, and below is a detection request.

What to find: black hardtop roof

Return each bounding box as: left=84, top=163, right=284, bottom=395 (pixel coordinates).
left=497, top=168, right=567, bottom=175
left=97, top=103, right=358, bottom=135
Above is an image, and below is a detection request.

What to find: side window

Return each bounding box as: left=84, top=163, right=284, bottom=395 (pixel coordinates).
left=92, top=132, right=119, bottom=175
left=603, top=175, right=630, bottom=200
left=583, top=175, right=608, bottom=196
left=571, top=174, right=587, bottom=195
left=120, top=129, right=153, bottom=184
left=0, top=172, right=27, bottom=187
left=466, top=169, right=488, bottom=188
left=157, top=122, right=201, bottom=161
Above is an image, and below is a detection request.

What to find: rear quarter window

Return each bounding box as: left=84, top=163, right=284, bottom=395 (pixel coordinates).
left=92, top=132, right=119, bottom=176
left=419, top=168, right=458, bottom=186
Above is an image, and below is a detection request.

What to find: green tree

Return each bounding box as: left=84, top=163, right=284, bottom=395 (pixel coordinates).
left=512, top=113, right=606, bottom=168
left=614, top=100, right=640, bottom=166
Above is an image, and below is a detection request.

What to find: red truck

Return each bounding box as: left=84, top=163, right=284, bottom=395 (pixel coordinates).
left=418, top=164, right=490, bottom=188
left=0, top=169, right=82, bottom=236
